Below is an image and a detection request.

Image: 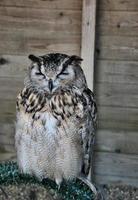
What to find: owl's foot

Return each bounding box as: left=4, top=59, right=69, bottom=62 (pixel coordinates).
left=78, top=176, right=105, bottom=200
left=55, top=177, right=62, bottom=190
left=78, top=176, right=97, bottom=196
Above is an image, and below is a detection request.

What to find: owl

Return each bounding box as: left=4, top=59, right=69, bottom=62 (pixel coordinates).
left=15, top=53, right=97, bottom=196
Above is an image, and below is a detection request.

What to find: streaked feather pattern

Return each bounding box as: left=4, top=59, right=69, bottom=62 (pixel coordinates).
left=15, top=53, right=97, bottom=194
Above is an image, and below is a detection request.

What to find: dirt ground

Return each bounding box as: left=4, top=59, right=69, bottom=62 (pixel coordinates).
left=0, top=183, right=137, bottom=200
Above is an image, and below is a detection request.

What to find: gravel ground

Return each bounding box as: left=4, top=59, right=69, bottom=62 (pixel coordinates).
left=103, top=185, right=138, bottom=200
left=0, top=183, right=137, bottom=200
left=0, top=183, right=60, bottom=200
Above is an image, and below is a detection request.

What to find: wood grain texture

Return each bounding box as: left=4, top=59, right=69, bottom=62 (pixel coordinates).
left=98, top=106, right=138, bottom=124
left=95, top=82, right=138, bottom=108
left=0, top=14, right=81, bottom=34
left=95, top=174, right=138, bottom=187
left=98, top=0, right=138, bottom=11
left=96, top=11, right=138, bottom=36
left=0, top=0, right=82, bottom=10
left=95, top=60, right=138, bottom=84
left=0, top=77, right=23, bottom=99
left=95, top=152, right=138, bottom=182
left=0, top=7, right=81, bottom=26
left=96, top=129, right=138, bottom=154
left=0, top=30, right=81, bottom=56
left=81, top=0, right=96, bottom=90
left=97, top=106, right=138, bottom=131
left=0, top=6, right=81, bottom=55
left=95, top=35, right=138, bottom=61
left=0, top=153, right=16, bottom=161
left=0, top=0, right=82, bottom=159
left=0, top=55, right=28, bottom=78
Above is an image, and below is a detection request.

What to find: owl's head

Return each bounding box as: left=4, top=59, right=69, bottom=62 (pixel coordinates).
left=26, top=53, right=87, bottom=93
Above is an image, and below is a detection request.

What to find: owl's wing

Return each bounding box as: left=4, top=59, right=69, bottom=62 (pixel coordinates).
left=15, top=86, right=46, bottom=147
left=80, top=88, right=97, bottom=178
left=16, top=87, right=46, bottom=115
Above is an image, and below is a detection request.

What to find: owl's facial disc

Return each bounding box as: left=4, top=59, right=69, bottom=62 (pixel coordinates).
left=28, top=53, right=83, bottom=93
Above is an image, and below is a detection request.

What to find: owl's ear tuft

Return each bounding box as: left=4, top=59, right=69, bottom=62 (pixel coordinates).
left=69, top=55, right=83, bottom=65
left=28, top=54, right=41, bottom=63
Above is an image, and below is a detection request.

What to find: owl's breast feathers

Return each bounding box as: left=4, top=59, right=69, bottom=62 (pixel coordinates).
left=17, top=86, right=96, bottom=122
left=16, top=86, right=97, bottom=178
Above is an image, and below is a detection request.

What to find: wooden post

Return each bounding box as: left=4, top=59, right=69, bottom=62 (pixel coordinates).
left=81, top=0, right=97, bottom=182
left=81, top=0, right=97, bottom=91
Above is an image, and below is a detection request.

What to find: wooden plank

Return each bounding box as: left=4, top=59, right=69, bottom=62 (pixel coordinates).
left=98, top=0, right=138, bottom=11
left=0, top=7, right=81, bottom=55
left=99, top=119, right=138, bottom=132
left=0, top=17, right=81, bottom=35
left=0, top=0, right=82, bottom=10
left=98, top=106, right=138, bottom=123
left=0, top=153, right=16, bottom=161
left=81, top=0, right=96, bottom=90
left=0, top=55, right=28, bottom=78
left=0, top=77, right=23, bottom=100
left=95, top=82, right=138, bottom=108
left=94, top=152, right=138, bottom=186
left=96, top=129, right=138, bottom=155
left=0, top=7, right=81, bottom=20
left=0, top=135, right=14, bottom=145
left=0, top=22, right=80, bottom=35
left=95, top=174, right=138, bottom=187
left=96, top=36, right=138, bottom=61
left=0, top=123, right=14, bottom=136
left=0, top=7, right=81, bottom=26
left=0, top=144, right=15, bottom=153
left=0, top=12, right=81, bottom=34
left=0, top=123, right=15, bottom=153
left=0, top=30, right=80, bottom=56
left=96, top=11, right=138, bottom=36
left=97, top=25, right=138, bottom=37
left=95, top=60, right=138, bottom=84
left=0, top=114, right=15, bottom=124
left=97, top=106, right=138, bottom=131
left=0, top=100, right=16, bottom=114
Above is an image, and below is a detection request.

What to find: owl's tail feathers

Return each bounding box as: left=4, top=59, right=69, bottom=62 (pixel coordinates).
left=78, top=176, right=105, bottom=200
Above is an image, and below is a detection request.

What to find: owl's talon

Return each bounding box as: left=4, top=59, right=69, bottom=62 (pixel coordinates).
left=78, top=176, right=97, bottom=196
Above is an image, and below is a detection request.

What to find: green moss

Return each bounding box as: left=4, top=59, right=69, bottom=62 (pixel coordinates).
left=0, top=162, right=95, bottom=200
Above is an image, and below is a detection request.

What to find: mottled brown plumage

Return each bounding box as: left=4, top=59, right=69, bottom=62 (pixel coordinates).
left=15, top=53, right=97, bottom=194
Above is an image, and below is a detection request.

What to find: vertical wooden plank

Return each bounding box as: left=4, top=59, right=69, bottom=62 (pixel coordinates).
left=81, top=0, right=97, bottom=90
left=81, top=1, right=97, bottom=181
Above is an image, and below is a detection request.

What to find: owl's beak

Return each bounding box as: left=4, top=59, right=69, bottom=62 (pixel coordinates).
left=48, top=79, right=53, bottom=92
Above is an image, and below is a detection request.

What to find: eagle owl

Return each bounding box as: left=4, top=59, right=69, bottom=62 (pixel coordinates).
left=15, top=53, right=97, bottom=194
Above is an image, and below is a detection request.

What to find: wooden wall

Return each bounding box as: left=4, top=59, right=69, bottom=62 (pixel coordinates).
left=0, top=0, right=82, bottom=158
left=0, top=0, right=138, bottom=186
left=94, top=0, right=138, bottom=186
